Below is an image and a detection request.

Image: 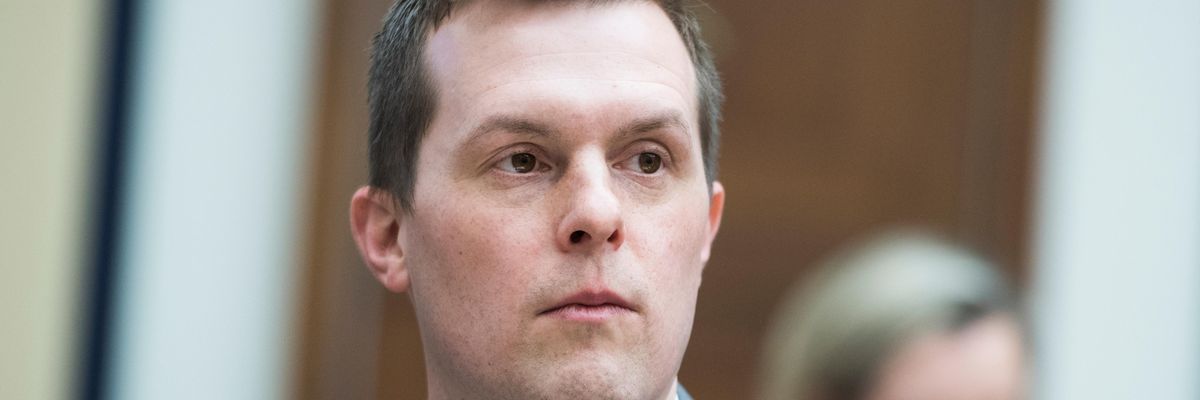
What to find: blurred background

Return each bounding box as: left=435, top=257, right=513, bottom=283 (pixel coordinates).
left=1, top=0, right=1196, bottom=399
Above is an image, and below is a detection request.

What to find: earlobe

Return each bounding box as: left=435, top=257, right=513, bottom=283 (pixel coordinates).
left=701, top=181, right=726, bottom=263
left=349, top=186, right=411, bottom=293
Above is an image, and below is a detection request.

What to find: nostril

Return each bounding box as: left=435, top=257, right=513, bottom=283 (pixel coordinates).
left=607, top=230, right=621, bottom=243
left=570, top=230, right=588, bottom=244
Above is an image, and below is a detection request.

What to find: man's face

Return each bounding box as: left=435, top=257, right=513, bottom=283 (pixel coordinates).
left=397, top=2, right=723, bottom=399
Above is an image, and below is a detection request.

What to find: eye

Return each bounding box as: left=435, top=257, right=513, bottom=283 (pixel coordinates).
left=633, top=152, right=662, bottom=174
left=616, top=148, right=668, bottom=175
left=505, top=152, right=538, bottom=173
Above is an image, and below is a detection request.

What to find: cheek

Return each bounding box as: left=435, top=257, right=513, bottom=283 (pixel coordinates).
left=628, top=194, right=711, bottom=308
left=621, top=196, right=710, bottom=372
left=641, top=193, right=710, bottom=264
left=405, top=194, right=549, bottom=333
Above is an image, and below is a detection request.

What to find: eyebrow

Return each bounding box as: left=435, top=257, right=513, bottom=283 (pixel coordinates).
left=617, top=111, right=689, bottom=141
left=462, top=110, right=690, bottom=148
left=465, top=115, right=556, bottom=146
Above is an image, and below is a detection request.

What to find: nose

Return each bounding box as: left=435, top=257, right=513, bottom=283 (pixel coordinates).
left=555, top=158, right=624, bottom=253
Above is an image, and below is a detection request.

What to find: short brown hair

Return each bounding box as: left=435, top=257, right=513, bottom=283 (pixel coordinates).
left=367, top=0, right=724, bottom=210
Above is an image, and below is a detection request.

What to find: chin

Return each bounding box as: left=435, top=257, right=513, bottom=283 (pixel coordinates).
left=521, top=354, right=659, bottom=400
left=534, top=370, right=639, bottom=400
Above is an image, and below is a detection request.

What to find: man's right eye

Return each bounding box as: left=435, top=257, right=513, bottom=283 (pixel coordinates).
left=506, top=152, right=538, bottom=173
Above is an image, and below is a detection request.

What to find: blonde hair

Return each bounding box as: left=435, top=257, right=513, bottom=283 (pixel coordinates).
left=757, top=230, right=1013, bottom=400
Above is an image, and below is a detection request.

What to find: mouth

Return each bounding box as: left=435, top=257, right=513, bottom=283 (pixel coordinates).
left=538, top=289, right=637, bottom=323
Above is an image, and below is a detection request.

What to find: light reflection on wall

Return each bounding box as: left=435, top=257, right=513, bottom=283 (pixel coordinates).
left=1032, top=1, right=1200, bottom=399
left=106, top=1, right=319, bottom=399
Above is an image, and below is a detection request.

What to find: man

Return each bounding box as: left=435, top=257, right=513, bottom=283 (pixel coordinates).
left=349, top=0, right=725, bottom=398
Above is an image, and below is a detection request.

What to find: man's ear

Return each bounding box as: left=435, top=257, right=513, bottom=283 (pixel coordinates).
left=350, top=186, right=410, bottom=293
left=701, top=181, right=726, bottom=263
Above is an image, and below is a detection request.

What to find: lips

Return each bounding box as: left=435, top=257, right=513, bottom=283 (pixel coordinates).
left=539, top=289, right=637, bottom=321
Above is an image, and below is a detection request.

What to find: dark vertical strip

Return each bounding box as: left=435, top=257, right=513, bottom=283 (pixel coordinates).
left=960, top=0, right=1042, bottom=285
left=959, top=0, right=1013, bottom=262
left=79, top=0, right=138, bottom=399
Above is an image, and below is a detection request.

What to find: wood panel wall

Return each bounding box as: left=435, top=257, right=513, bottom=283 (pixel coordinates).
left=292, top=1, right=1042, bottom=398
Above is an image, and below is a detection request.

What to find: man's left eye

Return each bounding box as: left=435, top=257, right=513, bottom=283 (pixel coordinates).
left=622, top=152, right=663, bottom=174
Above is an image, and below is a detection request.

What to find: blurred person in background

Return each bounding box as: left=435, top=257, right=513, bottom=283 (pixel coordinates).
left=758, top=231, right=1027, bottom=400
left=348, top=0, right=725, bottom=399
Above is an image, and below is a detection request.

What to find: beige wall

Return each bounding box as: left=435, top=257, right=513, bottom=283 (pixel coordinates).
left=0, top=1, right=101, bottom=399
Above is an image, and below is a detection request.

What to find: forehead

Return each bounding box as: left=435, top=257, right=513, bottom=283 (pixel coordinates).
left=423, top=0, right=698, bottom=118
